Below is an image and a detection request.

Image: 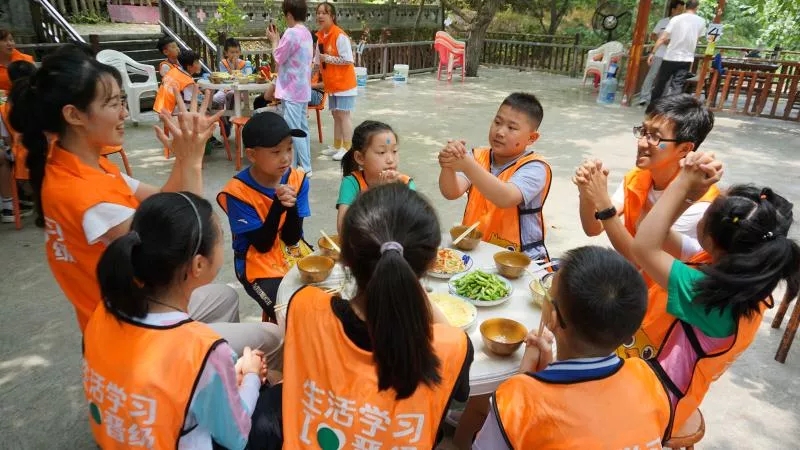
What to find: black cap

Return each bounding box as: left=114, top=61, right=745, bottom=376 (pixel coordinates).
left=241, top=111, right=306, bottom=149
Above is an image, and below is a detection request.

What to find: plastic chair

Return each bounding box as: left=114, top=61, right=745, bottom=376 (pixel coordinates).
left=101, top=146, right=133, bottom=177
left=232, top=116, right=250, bottom=171
left=162, top=116, right=231, bottom=163
left=434, top=31, right=466, bottom=82
left=582, top=41, right=625, bottom=88
left=96, top=49, right=158, bottom=126
left=664, top=409, right=705, bottom=450
left=307, top=93, right=327, bottom=144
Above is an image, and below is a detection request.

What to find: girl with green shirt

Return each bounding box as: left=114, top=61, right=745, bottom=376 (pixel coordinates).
left=336, top=120, right=414, bottom=234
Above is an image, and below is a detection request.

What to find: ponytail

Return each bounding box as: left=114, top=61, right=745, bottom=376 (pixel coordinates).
left=697, top=184, right=800, bottom=321
left=9, top=76, right=48, bottom=222
left=97, top=231, right=150, bottom=320
left=365, top=245, right=441, bottom=399
left=341, top=183, right=443, bottom=399
left=340, top=149, right=359, bottom=176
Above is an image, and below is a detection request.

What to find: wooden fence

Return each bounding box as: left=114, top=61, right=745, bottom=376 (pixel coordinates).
left=481, top=38, right=592, bottom=77
left=703, top=69, right=800, bottom=121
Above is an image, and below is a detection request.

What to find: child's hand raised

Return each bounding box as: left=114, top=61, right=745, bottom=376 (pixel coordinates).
left=442, top=139, right=468, bottom=159
left=573, top=159, right=612, bottom=211
left=237, top=347, right=265, bottom=381
left=276, top=184, right=297, bottom=208
left=520, top=328, right=555, bottom=373
left=155, top=86, right=223, bottom=167
left=679, top=151, right=724, bottom=201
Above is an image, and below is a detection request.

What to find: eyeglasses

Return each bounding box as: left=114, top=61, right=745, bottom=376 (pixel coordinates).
left=633, top=125, right=680, bottom=147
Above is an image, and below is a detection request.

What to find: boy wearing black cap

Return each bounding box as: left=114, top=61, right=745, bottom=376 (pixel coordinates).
left=217, top=112, right=313, bottom=322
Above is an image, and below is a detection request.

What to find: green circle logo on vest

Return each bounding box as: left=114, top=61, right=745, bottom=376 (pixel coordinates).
left=316, top=424, right=345, bottom=450
left=89, top=402, right=102, bottom=425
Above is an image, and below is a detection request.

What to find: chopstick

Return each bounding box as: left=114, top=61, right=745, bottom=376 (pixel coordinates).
left=274, top=287, right=341, bottom=312
left=453, top=221, right=481, bottom=245
left=320, top=230, right=341, bottom=253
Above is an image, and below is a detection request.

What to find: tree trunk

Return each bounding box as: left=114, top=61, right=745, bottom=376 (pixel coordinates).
left=464, top=0, right=502, bottom=77
left=411, top=0, right=427, bottom=42
left=69, top=0, right=79, bottom=16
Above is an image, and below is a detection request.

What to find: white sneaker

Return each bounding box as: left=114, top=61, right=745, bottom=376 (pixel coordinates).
left=305, top=170, right=313, bottom=179
left=332, top=149, right=348, bottom=161
left=321, top=146, right=338, bottom=156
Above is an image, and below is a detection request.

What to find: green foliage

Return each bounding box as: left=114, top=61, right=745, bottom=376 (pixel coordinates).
left=206, top=0, right=246, bottom=42
left=70, top=11, right=108, bottom=24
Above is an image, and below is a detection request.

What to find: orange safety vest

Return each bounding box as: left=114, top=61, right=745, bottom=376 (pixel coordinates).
left=221, top=58, right=246, bottom=72
left=462, top=147, right=552, bottom=255
left=217, top=169, right=312, bottom=282
left=350, top=170, right=411, bottom=191
left=283, top=286, right=469, bottom=449
left=158, top=59, right=181, bottom=76
left=0, top=49, right=34, bottom=92
left=83, top=303, right=224, bottom=449
left=622, top=168, right=720, bottom=236
left=0, top=102, right=27, bottom=179
left=43, top=146, right=139, bottom=331
left=494, top=358, right=673, bottom=448
left=153, top=67, right=195, bottom=114
left=316, top=25, right=357, bottom=94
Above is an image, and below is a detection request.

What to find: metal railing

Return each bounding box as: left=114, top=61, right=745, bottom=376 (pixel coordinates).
left=30, top=0, right=86, bottom=46
left=359, top=41, right=437, bottom=79
left=159, top=0, right=216, bottom=73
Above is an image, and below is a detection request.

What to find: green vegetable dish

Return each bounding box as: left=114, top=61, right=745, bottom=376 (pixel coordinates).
left=452, top=270, right=511, bottom=301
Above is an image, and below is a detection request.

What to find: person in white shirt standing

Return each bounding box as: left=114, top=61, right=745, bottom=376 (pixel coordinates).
left=648, top=0, right=706, bottom=102
left=638, top=0, right=685, bottom=105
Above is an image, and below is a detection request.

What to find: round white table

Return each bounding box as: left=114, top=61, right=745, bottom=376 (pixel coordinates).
left=197, top=80, right=272, bottom=118
left=275, top=234, right=546, bottom=396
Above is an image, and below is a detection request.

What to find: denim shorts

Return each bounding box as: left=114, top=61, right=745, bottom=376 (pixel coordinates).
left=328, top=94, right=356, bottom=111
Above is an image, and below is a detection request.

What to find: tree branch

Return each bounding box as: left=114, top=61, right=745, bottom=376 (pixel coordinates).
left=441, top=0, right=472, bottom=23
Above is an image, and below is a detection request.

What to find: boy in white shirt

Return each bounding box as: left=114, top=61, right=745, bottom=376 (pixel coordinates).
left=648, top=0, right=706, bottom=101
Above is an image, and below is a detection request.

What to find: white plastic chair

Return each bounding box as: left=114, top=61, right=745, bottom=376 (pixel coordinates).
left=583, top=41, right=625, bottom=87
left=96, top=49, right=158, bottom=126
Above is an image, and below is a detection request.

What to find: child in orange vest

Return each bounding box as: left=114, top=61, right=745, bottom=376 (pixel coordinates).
left=87, top=192, right=271, bottom=449
left=336, top=120, right=414, bottom=234
left=156, top=35, right=181, bottom=78
left=474, top=246, right=673, bottom=449
left=280, top=184, right=473, bottom=449
left=438, top=92, right=552, bottom=260
left=217, top=112, right=312, bottom=322
left=153, top=49, right=203, bottom=115
left=574, top=94, right=716, bottom=263
left=632, top=151, right=800, bottom=432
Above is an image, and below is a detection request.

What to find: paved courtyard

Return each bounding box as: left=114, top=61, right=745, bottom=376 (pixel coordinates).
left=1, top=67, right=799, bottom=448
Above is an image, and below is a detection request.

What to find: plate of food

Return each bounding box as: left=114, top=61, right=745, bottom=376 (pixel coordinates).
left=428, top=248, right=473, bottom=279
left=448, top=269, right=513, bottom=307
left=428, top=293, right=478, bottom=331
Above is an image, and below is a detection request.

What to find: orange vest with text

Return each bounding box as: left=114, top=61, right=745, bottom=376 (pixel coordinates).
left=43, top=146, right=139, bottom=331
left=221, top=58, right=246, bottom=72
left=622, top=168, right=720, bottom=236
left=217, top=169, right=311, bottom=282
left=316, top=25, right=357, bottom=93
left=283, top=286, right=469, bottom=449
left=153, top=67, right=195, bottom=114
left=463, top=147, right=552, bottom=254
left=494, top=358, right=673, bottom=449
left=350, top=170, right=411, bottom=191
left=0, top=49, right=34, bottom=92
left=83, top=304, right=223, bottom=449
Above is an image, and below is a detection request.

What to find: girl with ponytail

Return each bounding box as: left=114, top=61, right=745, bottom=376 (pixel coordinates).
left=281, top=184, right=473, bottom=449
left=632, top=151, right=800, bottom=434
left=10, top=44, right=275, bottom=362
left=87, top=192, right=273, bottom=449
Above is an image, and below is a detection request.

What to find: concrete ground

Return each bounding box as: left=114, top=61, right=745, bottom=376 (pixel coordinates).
left=1, top=67, right=798, bottom=448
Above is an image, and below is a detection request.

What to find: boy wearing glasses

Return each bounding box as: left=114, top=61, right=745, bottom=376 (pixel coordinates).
left=573, top=94, right=716, bottom=262
left=473, top=246, right=674, bottom=448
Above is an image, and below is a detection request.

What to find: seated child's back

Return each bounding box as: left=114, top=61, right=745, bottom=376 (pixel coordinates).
left=474, top=246, right=672, bottom=449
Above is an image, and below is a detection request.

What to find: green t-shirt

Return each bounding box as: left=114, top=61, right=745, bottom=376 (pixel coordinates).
left=667, top=260, right=736, bottom=337
left=336, top=174, right=416, bottom=207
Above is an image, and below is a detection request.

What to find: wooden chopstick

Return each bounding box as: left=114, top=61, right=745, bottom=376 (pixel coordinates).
left=320, top=230, right=341, bottom=253
left=452, top=221, right=480, bottom=245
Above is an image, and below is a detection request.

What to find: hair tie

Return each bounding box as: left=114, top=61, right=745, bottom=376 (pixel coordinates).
left=731, top=216, right=740, bottom=224
left=762, top=231, right=776, bottom=241
left=380, top=241, right=403, bottom=256
left=177, top=192, right=203, bottom=256
left=759, top=187, right=772, bottom=201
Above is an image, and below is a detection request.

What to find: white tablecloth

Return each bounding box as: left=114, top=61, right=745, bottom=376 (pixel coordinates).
left=275, top=234, right=547, bottom=395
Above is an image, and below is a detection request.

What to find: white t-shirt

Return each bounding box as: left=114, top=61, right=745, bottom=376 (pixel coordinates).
left=82, top=173, right=140, bottom=245
left=663, top=13, right=706, bottom=62
left=653, top=17, right=671, bottom=58
left=611, top=181, right=709, bottom=239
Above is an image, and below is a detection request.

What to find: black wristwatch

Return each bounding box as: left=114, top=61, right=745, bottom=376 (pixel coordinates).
left=595, top=206, right=617, bottom=221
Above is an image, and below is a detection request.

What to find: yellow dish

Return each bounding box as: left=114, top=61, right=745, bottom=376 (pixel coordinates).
left=429, top=293, right=477, bottom=330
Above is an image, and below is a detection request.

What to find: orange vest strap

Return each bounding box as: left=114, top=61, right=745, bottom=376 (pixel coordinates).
left=351, top=170, right=411, bottom=191
left=316, top=25, right=357, bottom=93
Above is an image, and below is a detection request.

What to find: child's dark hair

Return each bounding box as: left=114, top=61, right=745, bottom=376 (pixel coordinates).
left=224, top=37, right=240, bottom=52
left=9, top=45, right=122, bottom=223
left=645, top=94, right=714, bottom=150
left=178, top=49, right=200, bottom=70
left=340, top=120, right=397, bottom=176
left=8, top=60, right=36, bottom=84
left=156, top=35, right=176, bottom=53
left=340, top=184, right=442, bottom=399
left=316, top=2, right=337, bottom=24
left=697, top=184, right=800, bottom=321
left=97, top=192, right=218, bottom=320
left=557, top=246, right=648, bottom=351
left=0, top=29, right=11, bottom=41
left=501, top=92, right=544, bottom=129
left=283, top=0, right=308, bottom=21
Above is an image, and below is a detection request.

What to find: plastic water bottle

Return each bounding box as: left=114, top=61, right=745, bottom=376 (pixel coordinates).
left=597, top=62, right=618, bottom=105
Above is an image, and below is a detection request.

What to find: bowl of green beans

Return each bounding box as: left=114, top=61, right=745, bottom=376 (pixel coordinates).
left=448, top=269, right=513, bottom=307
